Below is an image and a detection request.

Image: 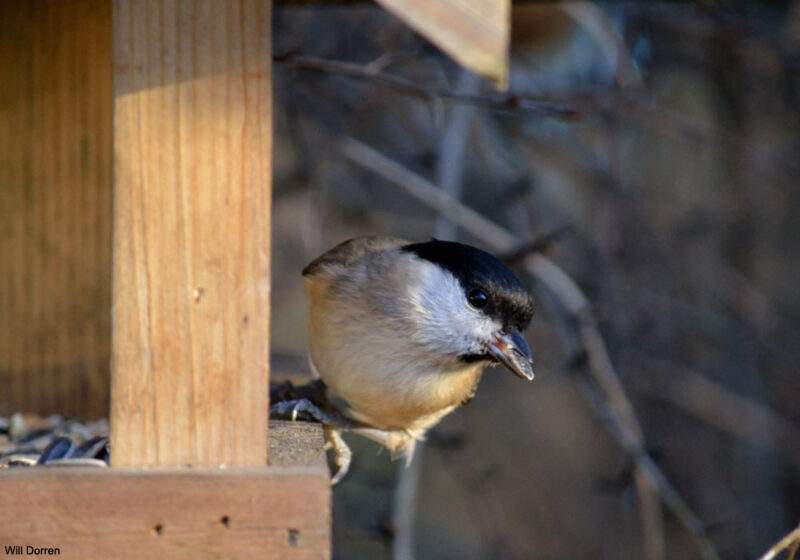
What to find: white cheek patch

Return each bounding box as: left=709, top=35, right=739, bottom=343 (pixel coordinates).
left=406, top=258, right=501, bottom=356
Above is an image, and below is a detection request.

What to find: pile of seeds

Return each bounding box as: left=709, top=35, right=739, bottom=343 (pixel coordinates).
left=0, top=413, right=109, bottom=468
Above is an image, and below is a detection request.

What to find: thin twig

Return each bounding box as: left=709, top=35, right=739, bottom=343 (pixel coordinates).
left=340, top=137, right=720, bottom=560
left=434, top=69, right=481, bottom=239
left=558, top=2, right=643, bottom=91
left=758, top=524, right=800, bottom=560
left=275, top=54, right=581, bottom=118
left=392, top=446, right=423, bottom=560
left=568, top=91, right=799, bottom=184
left=500, top=225, right=571, bottom=264
left=276, top=54, right=796, bottom=183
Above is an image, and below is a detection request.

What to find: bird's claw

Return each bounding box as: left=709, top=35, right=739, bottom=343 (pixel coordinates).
left=269, top=398, right=353, bottom=484
left=269, top=398, right=351, bottom=428
left=324, top=426, right=352, bottom=485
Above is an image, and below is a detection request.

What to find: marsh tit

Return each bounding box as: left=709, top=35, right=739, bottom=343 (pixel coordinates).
left=271, top=236, right=534, bottom=483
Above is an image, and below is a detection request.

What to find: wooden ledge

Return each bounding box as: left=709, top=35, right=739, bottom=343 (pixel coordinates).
left=269, top=420, right=328, bottom=468
left=0, top=422, right=330, bottom=560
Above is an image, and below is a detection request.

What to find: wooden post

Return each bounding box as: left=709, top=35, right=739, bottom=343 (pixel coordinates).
left=0, top=0, right=113, bottom=419
left=110, top=0, right=272, bottom=467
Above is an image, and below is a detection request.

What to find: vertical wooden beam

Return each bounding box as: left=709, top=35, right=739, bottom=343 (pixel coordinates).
left=0, top=0, right=113, bottom=418
left=111, top=0, right=272, bottom=467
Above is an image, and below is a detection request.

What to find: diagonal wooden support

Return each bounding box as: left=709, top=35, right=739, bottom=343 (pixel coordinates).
left=374, top=0, right=510, bottom=87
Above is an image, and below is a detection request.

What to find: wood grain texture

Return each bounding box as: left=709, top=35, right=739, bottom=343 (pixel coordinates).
left=374, top=0, right=510, bottom=87
left=111, top=0, right=272, bottom=467
left=269, top=420, right=327, bottom=468
left=0, top=424, right=330, bottom=559
left=0, top=0, right=113, bottom=418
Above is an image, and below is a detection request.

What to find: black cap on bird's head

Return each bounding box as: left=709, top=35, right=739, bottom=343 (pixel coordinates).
left=402, top=239, right=535, bottom=380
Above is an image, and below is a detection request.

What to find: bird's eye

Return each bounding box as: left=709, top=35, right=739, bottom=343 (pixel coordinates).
left=468, top=289, right=489, bottom=309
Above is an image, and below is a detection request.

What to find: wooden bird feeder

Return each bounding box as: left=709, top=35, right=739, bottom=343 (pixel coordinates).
left=0, top=0, right=509, bottom=557
left=0, top=1, right=329, bottom=557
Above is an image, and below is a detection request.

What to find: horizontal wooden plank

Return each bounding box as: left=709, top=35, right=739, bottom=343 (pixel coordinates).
left=0, top=422, right=331, bottom=559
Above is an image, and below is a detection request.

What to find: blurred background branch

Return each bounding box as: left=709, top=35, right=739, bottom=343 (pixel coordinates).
left=759, top=524, right=800, bottom=560
left=275, top=53, right=580, bottom=117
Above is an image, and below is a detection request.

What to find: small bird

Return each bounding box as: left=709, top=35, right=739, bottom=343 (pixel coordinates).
left=271, top=236, right=535, bottom=482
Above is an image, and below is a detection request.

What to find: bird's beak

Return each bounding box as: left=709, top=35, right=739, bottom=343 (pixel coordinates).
left=488, top=331, right=534, bottom=381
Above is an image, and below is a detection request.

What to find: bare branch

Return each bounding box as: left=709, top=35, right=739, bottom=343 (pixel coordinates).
left=434, top=69, right=481, bottom=240
left=275, top=54, right=581, bottom=118
left=499, top=226, right=571, bottom=264
left=759, top=524, right=800, bottom=560
left=393, top=447, right=423, bottom=560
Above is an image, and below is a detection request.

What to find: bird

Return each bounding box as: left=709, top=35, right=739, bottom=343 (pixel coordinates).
left=271, top=236, right=535, bottom=483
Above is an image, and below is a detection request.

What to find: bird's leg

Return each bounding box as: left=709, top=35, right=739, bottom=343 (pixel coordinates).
left=269, top=383, right=416, bottom=481
left=270, top=397, right=355, bottom=484
left=323, top=425, right=412, bottom=484
left=324, top=426, right=352, bottom=485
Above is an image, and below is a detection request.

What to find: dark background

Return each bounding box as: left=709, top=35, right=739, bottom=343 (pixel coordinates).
left=269, top=3, right=800, bottom=559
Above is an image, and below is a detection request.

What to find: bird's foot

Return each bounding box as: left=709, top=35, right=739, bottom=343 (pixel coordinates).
left=269, top=398, right=352, bottom=428
left=269, top=398, right=353, bottom=485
